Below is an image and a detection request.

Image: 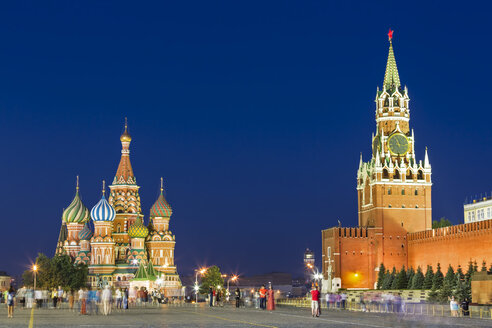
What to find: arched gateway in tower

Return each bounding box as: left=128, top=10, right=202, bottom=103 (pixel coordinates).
left=321, top=31, right=432, bottom=290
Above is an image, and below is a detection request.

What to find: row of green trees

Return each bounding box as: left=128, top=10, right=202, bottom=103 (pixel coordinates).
left=22, top=253, right=88, bottom=290
left=377, top=260, right=488, bottom=303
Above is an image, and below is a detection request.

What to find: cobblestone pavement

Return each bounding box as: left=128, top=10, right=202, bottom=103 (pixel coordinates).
left=0, top=304, right=491, bottom=327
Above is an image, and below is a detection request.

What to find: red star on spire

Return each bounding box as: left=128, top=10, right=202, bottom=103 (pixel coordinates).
left=388, top=29, right=394, bottom=41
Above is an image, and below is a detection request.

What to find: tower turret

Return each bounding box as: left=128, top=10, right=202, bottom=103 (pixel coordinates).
left=108, top=119, right=142, bottom=247
left=63, top=176, right=90, bottom=257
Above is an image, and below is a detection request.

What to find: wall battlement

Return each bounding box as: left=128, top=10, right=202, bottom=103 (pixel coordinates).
left=408, top=219, right=492, bottom=242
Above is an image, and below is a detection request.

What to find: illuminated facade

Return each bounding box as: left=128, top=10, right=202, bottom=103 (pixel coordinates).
left=55, top=123, right=181, bottom=294
left=321, top=32, right=492, bottom=290
left=464, top=196, right=492, bottom=223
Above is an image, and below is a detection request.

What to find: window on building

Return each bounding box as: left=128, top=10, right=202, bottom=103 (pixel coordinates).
left=394, top=170, right=401, bottom=180
left=401, top=189, right=405, bottom=195
left=383, top=169, right=389, bottom=179
left=472, top=211, right=475, bottom=221
left=415, top=189, right=418, bottom=196
left=417, top=170, right=424, bottom=180
left=388, top=188, right=392, bottom=195
left=488, top=208, right=491, bottom=218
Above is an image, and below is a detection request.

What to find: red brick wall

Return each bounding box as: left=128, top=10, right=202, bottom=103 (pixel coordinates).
left=408, top=220, right=492, bottom=271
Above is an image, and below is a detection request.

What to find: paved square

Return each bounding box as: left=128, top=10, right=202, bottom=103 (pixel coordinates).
left=0, top=304, right=491, bottom=327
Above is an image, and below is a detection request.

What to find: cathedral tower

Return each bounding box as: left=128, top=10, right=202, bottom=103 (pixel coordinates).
left=357, top=30, right=432, bottom=236
left=89, top=182, right=117, bottom=286
left=146, top=178, right=177, bottom=274
left=108, top=119, right=143, bottom=253
left=62, top=176, right=90, bottom=258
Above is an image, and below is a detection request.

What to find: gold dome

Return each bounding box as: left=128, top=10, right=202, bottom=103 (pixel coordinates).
left=120, top=130, right=132, bottom=142
left=120, top=118, right=132, bottom=142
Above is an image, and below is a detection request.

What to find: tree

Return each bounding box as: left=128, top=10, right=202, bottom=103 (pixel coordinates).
left=454, top=270, right=470, bottom=303
left=444, top=265, right=456, bottom=289
left=432, top=263, right=444, bottom=290
left=382, top=268, right=395, bottom=290
left=432, top=217, right=452, bottom=229
left=199, top=265, right=224, bottom=294
left=481, top=260, right=487, bottom=272
left=465, top=261, right=475, bottom=282
left=406, top=267, right=415, bottom=289
left=411, top=266, right=425, bottom=289
left=393, top=266, right=408, bottom=290
left=438, top=265, right=456, bottom=303
left=21, top=253, right=88, bottom=290
left=473, top=261, right=479, bottom=273
left=377, top=263, right=386, bottom=289
left=423, top=265, right=434, bottom=289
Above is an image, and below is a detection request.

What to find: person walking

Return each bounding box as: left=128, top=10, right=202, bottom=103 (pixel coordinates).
left=209, top=287, right=214, bottom=307
left=259, top=285, right=267, bottom=310
left=102, top=286, right=112, bottom=315
left=449, top=296, right=459, bottom=317
left=68, top=290, right=74, bottom=311
left=123, top=288, right=129, bottom=310
left=234, top=288, right=241, bottom=308
left=267, top=286, right=275, bottom=311
left=310, top=285, right=320, bottom=317
left=7, top=286, right=15, bottom=318
left=115, top=288, right=122, bottom=309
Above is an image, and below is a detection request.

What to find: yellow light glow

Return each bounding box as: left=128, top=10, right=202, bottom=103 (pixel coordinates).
left=33, top=265, right=38, bottom=272
left=231, top=275, right=238, bottom=281
left=354, top=273, right=358, bottom=277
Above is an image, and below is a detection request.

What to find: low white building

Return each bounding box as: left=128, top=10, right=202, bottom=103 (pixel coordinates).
left=464, top=196, right=492, bottom=223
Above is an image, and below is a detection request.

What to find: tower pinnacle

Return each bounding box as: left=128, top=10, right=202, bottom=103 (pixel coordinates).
left=383, top=29, right=401, bottom=91
left=114, top=119, right=136, bottom=185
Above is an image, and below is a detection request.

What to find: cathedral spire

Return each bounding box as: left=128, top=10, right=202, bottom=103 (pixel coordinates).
left=383, top=29, right=401, bottom=91
left=114, top=119, right=136, bottom=185
left=424, top=147, right=431, bottom=169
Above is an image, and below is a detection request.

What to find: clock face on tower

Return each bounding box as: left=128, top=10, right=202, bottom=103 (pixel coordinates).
left=388, top=133, right=409, bottom=156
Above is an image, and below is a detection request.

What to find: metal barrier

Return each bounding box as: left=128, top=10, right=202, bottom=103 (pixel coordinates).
left=276, top=298, right=492, bottom=321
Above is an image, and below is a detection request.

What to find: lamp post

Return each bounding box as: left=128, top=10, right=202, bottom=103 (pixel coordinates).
left=33, top=264, right=38, bottom=292
left=194, top=268, right=207, bottom=304
left=227, top=275, right=238, bottom=300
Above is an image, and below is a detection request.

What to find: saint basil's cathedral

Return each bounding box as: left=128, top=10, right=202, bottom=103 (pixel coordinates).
left=55, top=123, right=181, bottom=294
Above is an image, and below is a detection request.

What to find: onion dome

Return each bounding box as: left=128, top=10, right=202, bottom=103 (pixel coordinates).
left=78, top=222, right=93, bottom=240
left=91, top=181, right=116, bottom=222
left=128, top=217, right=149, bottom=239
left=150, top=178, right=173, bottom=217
left=62, top=177, right=90, bottom=224
left=120, top=118, right=132, bottom=142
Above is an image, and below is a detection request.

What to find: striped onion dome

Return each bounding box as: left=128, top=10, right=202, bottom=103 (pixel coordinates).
left=150, top=191, right=172, bottom=217
left=78, top=222, right=93, bottom=240
left=62, top=190, right=90, bottom=224
left=91, top=194, right=116, bottom=222
left=128, top=217, right=149, bottom=239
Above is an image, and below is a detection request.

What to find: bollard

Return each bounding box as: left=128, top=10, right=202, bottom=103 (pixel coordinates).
left=441, top=305, right=444, bottom=317
left=480, top=309, right=483, bottom=319
left=432, top=305, right=435, bottom=316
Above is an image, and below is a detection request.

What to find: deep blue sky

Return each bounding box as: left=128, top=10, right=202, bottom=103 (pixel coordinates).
left=2, top=1, right=492, bottom=278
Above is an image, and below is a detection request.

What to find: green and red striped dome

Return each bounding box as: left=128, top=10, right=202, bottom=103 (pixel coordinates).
left=150, top=191, right=172, bottom=218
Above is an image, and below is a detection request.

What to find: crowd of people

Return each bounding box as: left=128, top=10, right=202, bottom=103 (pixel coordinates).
left=308, top=287, right=472, bottom=318
left=205, top=284, right=276, bottom=311
left=2, top=285, right=176, bottom=318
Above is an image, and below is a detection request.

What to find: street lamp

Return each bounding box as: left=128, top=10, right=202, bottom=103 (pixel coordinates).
left=32, top=264, right=38, bottom=292
left=227, top=275, right=238, bottom=299
left=194, top=268, right=207, bottom=304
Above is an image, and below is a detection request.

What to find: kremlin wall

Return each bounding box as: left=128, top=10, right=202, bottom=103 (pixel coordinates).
left=321, top=32, right=492, bottom=290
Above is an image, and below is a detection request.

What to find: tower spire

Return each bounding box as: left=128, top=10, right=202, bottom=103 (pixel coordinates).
left=76, top=175, right=79, bottom=192
left=114, top=119, right=136, bottom=185
left=102, top=180, right=106, bottom=196
left=383, top=29, right=401, bottom=91
left=160, top=177, right=164, bottom=193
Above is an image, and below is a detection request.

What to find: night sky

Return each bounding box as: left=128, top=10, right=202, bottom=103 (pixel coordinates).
left=2, top=1, right=492, bottom=278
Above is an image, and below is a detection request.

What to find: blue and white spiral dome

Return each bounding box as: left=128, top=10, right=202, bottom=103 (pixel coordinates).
left=91, top=194, right=116, bottom=222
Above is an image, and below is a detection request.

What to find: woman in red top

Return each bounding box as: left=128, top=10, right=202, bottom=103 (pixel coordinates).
left=310, top=286, right=320, bottom=317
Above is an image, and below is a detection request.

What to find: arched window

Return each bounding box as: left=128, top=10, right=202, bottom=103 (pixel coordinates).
left=401, top=189, right=405, bottom=195
left=388, top=188, right=392, bottom=195
left=394, top=170, right=401, bottom=180
left=417, top=170, right=424, bottom=180
left=383, top=169, right=389, bottom=179
left=414, top=189, right=418, bottom=196
left=406, top=170, right=413, bottom=180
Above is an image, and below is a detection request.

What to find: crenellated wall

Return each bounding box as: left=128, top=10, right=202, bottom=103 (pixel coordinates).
left=408, top=220, right=492, bottom=271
